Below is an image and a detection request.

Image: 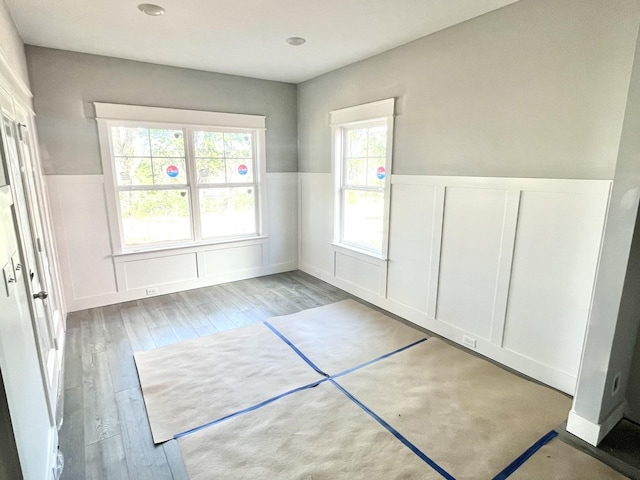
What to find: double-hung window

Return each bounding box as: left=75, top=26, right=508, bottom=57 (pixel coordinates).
left=96, top=104, right=265, bottom=253
left=331, top=99, right=394, bottom=257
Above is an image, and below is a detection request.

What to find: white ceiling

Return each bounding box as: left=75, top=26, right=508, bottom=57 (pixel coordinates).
left=6, top=0, right=519, bottom=84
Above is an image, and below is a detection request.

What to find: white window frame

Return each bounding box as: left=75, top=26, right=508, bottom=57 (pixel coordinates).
left=330, top=98, right=395, bottom=259
left=95, top=103, right=267, bottom=254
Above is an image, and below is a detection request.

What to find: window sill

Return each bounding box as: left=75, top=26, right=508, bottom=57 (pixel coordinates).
left=330, top=242, right=388, bottom=263
left=112, top=236, right=268, bottom=262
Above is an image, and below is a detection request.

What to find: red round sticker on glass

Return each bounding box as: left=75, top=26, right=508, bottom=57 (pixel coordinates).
left=238, top=164, right=248, bottom=175
left=376, top=166, right=385, bottom=180
left=166, top=165, right=179, bottom=178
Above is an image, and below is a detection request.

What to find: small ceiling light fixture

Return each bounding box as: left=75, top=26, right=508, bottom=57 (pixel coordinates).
left=138, top=3, right=166, bottom=16
left=286, top=37, right=306, bottom=46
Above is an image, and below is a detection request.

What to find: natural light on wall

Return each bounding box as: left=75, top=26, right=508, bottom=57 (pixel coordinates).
left=331, top=99, right=394, bottom=258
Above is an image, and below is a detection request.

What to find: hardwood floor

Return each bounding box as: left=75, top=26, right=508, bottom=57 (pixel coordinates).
left=59, top=271, right=352, bottom=480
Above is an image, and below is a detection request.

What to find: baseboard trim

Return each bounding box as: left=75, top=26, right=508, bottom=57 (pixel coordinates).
left=299, top=262, right=577, bottom=394
left=67, top=262, right=296, bottom=311
left=566, top=402, right=626, bottom=446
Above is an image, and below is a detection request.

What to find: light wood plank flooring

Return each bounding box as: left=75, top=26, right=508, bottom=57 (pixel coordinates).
left=59, top=271, right=352, bottom=480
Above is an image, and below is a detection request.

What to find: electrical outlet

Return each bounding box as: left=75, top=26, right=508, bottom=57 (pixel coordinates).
left=462, top=335, right=477, bottom=349
left=146, top=287, right=159, bottom=296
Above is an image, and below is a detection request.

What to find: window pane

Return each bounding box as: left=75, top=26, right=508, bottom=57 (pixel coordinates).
left=194, top=131, right=224, bottom=157
left=345, top=158, right=366, bottom=186
left=199, top=187, right=256, bottom=239
left=111, top=127, right=150, bottom=157
left=115, top=157, right=153, bottom=186
left=226, top=158, right=254, bottom=183
left=346, top=128, right=368, bottom=158
left=196, top=158, right=226, bottom=184
left=150, top=129, right=184, bottom=157
left=224, top=133, right=252, bottom=158
left=152, top=158, right=187, bottom=185
left=367, top=127, right=387, bottom=157
left=119, top=189, right=191, bottom=246
left=343, top=189, right=384, bottom=252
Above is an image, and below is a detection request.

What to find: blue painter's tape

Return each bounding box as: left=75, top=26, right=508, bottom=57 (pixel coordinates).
left=329, top=378, right=456, bottom=480
left=264, top=321, right=330, bottom=377
left=491, top=430, right=558, bottom=480
left=173, top=332, right=429, bottom=441
left=173, top=378, right=328, bottom=440
left=331, top=338, right=428, bottom=379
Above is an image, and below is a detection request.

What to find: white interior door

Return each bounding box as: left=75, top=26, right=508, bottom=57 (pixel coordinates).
left=1, top=112, right=60, bottom=422
left=15, top=109, right=65, bottom=358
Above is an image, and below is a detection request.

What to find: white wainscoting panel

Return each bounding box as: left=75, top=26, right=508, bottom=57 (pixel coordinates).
left=386, top=184, right=438, bottom=314
left=46, top=175, right=117, bottom=300
left=202, top=244, right=262, bottom=278
left=298, top=173, right=334, bottom=277
left=46, top=173, right=298, bottom=311
left=503, top=187, right=610, bottom=377
left=436, top=186, right=509, bottom=341
left=334, top=250, right=384, bottom=296
left=264, top=173, right=297, bottom=267
left=123, top=253, right=198, bottom=290
left=298, top=173, right=612, bottom=394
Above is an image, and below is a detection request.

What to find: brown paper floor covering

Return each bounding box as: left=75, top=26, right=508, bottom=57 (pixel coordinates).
left=135, top=299, right=626, bottom=478
left=265, top=299, right=426, bottom=374
left=178, top=381, right=442, bottom=480
left=510, top=438, right=627, bottom=479
left=336, top=338, right=572, bottom=479
left=134, top=322, right=324, bottom=443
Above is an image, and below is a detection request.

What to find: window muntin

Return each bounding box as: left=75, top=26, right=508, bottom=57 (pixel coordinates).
left=106, top=123, right=260, bottom=250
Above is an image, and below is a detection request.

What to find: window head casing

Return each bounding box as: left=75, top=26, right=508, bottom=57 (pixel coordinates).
left=331, top=98, right=394, bottom=258
left=95, top=103, right=266, bottom=253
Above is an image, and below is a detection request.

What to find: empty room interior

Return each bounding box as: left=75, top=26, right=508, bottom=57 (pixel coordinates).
left=3, top=0, right=640, bottom=478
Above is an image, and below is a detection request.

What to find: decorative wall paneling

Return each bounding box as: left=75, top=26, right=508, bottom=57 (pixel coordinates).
left=47, top=173, right=298, bottom=312
left=298, top=173, right=611, bottom=394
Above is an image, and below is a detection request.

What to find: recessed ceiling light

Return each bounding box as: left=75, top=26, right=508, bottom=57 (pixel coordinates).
left=286, top=37, right=306, bottom=46
left=138, top=3, right=166, bottom=16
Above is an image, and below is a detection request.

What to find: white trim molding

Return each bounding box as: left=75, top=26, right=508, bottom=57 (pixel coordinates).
left=566, top=403, right=626, bottom=446
left=330, top=98, right=395, bottom=260
left=0, top=47, right=33, bottom=108
left=330, top=98, right=394, bottom=126
left=95, top=103, right=268, bottom=255
left=94, top=102, right=266, bottom=129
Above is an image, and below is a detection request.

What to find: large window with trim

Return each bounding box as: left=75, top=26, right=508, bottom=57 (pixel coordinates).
left=96, top=104, right=265, bottom=252
left=331, top=99, right=394, bottom=257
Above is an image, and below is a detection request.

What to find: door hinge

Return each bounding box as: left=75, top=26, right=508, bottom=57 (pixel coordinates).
left=17, top=123, right=26, bottom=141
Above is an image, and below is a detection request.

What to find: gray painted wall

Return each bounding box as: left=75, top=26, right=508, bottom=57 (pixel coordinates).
left=297, top=0, right=640, bottom=179
left=26, top=47, right=298, bottom=174
left=0, top=0, right=28, bottom=88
